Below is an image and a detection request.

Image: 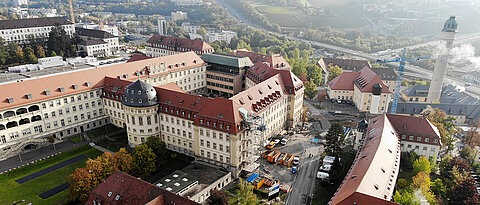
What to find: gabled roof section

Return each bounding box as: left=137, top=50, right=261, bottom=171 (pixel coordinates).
left=147, top=34, right=213, bottom=52
left=87, top=170, right=199, bottom=205
left=231, top=49, right=291, bottom=69
left=0, top=17, right=73, bottom=30
left=76, top=27, right=116, bottom=38
left=329, top=114, right=400, bottom=205
left=354, top=67, right=391, bottom=93
left=127, top=53, right=152, bottom=63
left=328, top=72, right=359, bottom=90
left=0, top=52, right=203, bottom=110
left=370, top=67, right=398, bottom=81
left=386, top=114, right=441, bottom=139
left=318, top=57, right=370, bottom=73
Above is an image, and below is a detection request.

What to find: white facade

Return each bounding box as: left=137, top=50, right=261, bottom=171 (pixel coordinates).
left=171, top=11, right=188, bottom=21
left=0, top=22, right=74, bottom=45
left=15, top=0, right=28, bottom=6
left=206, top=31, right=237, bottom=44
left=158, top=18, right=167, bottom=35
left=78, top=41, right=111, bottom=58
left=182, top=22, right=201, bottom=34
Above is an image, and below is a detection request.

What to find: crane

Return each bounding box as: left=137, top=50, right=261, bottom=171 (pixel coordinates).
left=376, top=48, right=430, bottom=114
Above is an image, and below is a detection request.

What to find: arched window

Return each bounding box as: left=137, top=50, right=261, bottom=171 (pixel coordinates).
left=31, top=115, right=42, bottom=122
left=19, top=118, right=30, bottom=125
left=16, top=108, right=27, bottom=115
left=28, top=105, right=40, bottom=112
left=6, top=121, right=18, bottom=128
left=0, top=124, right=5, bottom=130
left=3, top=111, right=15, bottom=118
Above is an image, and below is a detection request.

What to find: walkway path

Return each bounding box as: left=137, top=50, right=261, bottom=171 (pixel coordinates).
left=15, top=154, right=88, bottom=184
left=89, top=143, right=114, bottom=154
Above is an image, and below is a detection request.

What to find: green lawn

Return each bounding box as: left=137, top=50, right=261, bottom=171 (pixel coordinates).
left=0, top=145, right=102, bottom=205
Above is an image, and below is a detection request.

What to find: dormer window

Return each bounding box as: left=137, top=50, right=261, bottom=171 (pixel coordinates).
left=139, top=99, right=143, bottom=103
left=26, top=94, right=32, bottom=99
left=138, top=90, right=142, bottom=95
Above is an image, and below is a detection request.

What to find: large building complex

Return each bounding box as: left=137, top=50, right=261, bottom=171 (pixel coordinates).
left=0, top=51, right=304, bottom=178
left=145, top=35, right=214, bottom=57
left=327, top=67, right=392, bottom=114
left=0, top=17, right=74, bottom=45
left=317, top=57, right=371, bottom=85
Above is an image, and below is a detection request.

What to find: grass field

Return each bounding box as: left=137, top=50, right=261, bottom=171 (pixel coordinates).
left=247, top=0, right=368, bottom=29
left=0, top=145, right=102, bottom=205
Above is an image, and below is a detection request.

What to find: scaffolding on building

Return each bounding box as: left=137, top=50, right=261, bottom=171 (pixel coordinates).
left=239, top=108, right=265, bottom=173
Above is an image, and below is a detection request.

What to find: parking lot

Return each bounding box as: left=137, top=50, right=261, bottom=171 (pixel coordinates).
left=256, top=132, right=323, bottom=190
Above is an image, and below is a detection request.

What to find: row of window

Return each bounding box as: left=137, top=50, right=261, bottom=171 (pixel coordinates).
left=45, top=109, right=102, bottom=129
left=206, top=74, right=234, bottom=83
left=401, top=134, right=439, bottom=144
left=206, top=81, right=233, bottom=90
left=41, top=91, right=100, bottom=109
left=200, top=149, right=230, bottom=163
left=44, top=101, right=99, bottom=119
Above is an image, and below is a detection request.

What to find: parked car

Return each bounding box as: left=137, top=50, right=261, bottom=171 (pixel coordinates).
left=292, top=166, right=297, bottom=174
left=316, top=171, right=329, bottom=180
left=281, top=138, right=289, bottom=145
left=336, top=99, right=342, bottom=104
left=293, top=156, right=300, bottom=165
left=320, top=164, right=332, bottom=172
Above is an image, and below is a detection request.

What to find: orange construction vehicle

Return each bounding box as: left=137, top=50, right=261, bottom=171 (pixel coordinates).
left=262, top=150, right=273, bottom=159
left=253, top=177, right=265, bottom=189
left=277, top=153, right=287, bottom=165
left=267, top=151, right=280, bottom=163
left=284, top=154, right=294, bottom=167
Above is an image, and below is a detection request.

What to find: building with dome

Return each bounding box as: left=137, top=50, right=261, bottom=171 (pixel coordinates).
left=0, top=51, right=304, bottom=177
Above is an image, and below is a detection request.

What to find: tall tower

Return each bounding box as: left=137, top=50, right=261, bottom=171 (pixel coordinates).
left=157, top=16, right=167, bottom=35
left=427, top=16, right=458, bottom=103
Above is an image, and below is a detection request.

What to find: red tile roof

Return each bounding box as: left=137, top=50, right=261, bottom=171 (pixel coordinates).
left=127, top=53, right=152, bottom=63
left=86, top=170, right=199, bottom=205
left=386, top=114, right=441, bottom=146
left=328, top=72, right=359, bottom=90
left=0, top=52, right=204, bottom=110
left=328, top=67, right=391, bottom=93
left=329, top=114, right=401, bottom=205
left=231, top=49, right=291, bottom=69
left=147, top=35, right=214, bottom=54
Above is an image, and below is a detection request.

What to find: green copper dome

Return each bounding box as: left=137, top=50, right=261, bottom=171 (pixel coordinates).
left=442, top=16, right=458, bottom=32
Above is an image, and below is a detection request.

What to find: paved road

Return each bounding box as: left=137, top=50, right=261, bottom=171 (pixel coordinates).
left=285, top=143, right=323, bottom=205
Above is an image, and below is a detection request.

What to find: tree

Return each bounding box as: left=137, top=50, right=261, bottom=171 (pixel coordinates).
left=69, top=149, right=133, bottom=202
left=36, top=45, right=46, bottom=58
left=236, top=179, right=257, bottom=205
left=439, top=157, right=471, bottom=178
left=327, top=64, right=343, bottom=82
left=131, top=144, right=157, bottom=179
left=24, top=47, right=37, bottom=64
left=15, top=46, right=24, bottom=62
left=325, top=123, right=344, bottom=157
left=447, top=177, right=479, bottom=205
left=393, top=190, right=420, bottom=205
left=412, top=156, right=431, bottom=175
left=431, top=178, right=446, bottom=198
left=197, top=27, right=207, bottom=40
left=236, top=40, right=251, bottom=51
left=412, top=172, right=431, bottom=193
left=208, top=189, right=229, bottom=205
left=425, top=108, right=458, bottom=150
left=397, top=178, right=408, bottom=188
left=51, top=51, right=57, bottom=56
left=145, top=136, right=169, bottom=162
left=305, top=79, right=318, bottom=99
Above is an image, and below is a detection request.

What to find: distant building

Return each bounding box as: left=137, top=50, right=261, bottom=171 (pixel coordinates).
left=317, top=57, right=371, bottom=85
left=87, top=170, right=199, bottom=205
left=114, top=13, right=136, bottom=19
left=8, top=56, right=66, bottom=73
left=201, top=53, right=253, bottom=97
left=206, top=31, right=237, bottom=44
left=171, top=11, right=188, bottom=21
left=329, top=114, right=400, bottom=205
left=76, top=23, right=120, bottom=36
left=29, top=8, right=57, bottom=17
left=171, top=0, right=207, bottom=6
left=0, top=17, right=74, bottom=45
left=145, top=35, right=214, bottom=57
left=395, top=84, right=480, bottom=124
left=157, top=17, right=167, bottom=35
left=181, top=22, right=201, bottom=34
left=327, top=67, right=392, bottom=114
left=462, top=71, right=480, bottom=86
left=76, top=27, right=119, bottom=55
left=77, top=40, right=111, bottom=58
left=155, top=162, right=232, bottom=204
left=15, top=0, right=28, bottom=6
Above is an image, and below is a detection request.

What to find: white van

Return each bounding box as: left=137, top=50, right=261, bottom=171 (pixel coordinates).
left=321, top=164, right=332, bottom=172
left=316, top=171, right=329, bottom=180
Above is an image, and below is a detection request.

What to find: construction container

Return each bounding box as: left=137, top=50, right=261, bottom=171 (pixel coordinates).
left=284, top=154, right=294, bottom=167
left=267, top=151, right=280, bottom=163
left=262, top=150, right=273, bottom=159
left=277, top=153, right=287, bottom=165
